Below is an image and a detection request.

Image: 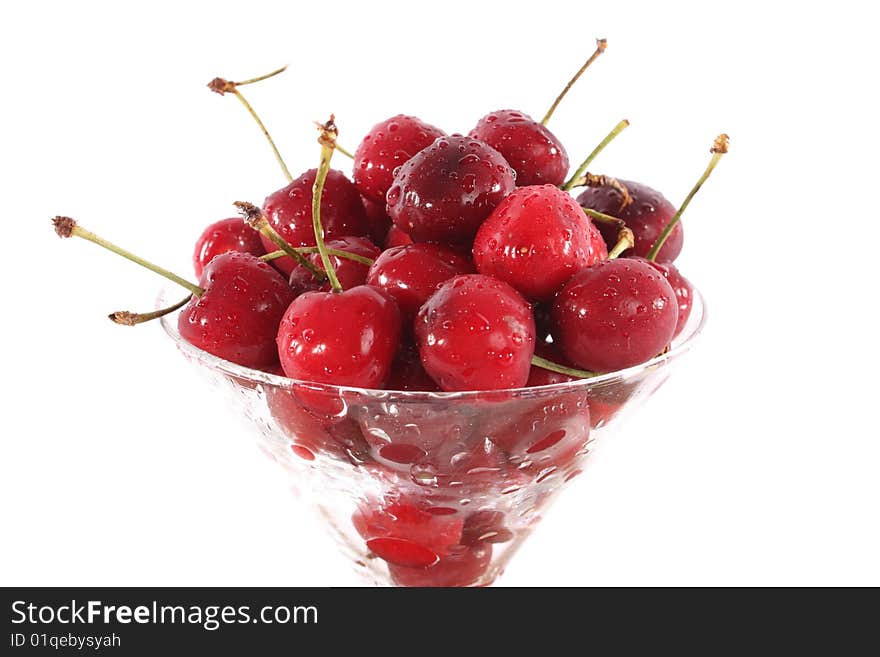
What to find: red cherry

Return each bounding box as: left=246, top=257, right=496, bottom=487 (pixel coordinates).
left=366, top=243, right=474, bottom=323
left=527, top=341, right=577, bottom=387
left=385, top=343, right=440, bottom=392
left=415, top=274, right=536, bottom=391
left=577, top=180, right=683, bottom=263
left=178, top=251, right=295, bottom=369
left=473, top=184, right=607, bottom=302
left=353, top=498, right=464, bottom=568
left=361, top=196, right=393, bottom=245
left=353, top=114, right=445, bottom=203
left=633, top=258, right=693, bottom=338
left=469, top=110, right=569, bottom=186
left=384, top=225, right=413, bottom=249
left=386, top=135, right=516, bottom=244
left=461, top=510, right=513, bottom=546
left=261, top=169, right=369, bottom=274
left=276, top=285, right=401, bottom=388
left=266, top=385, right=347, bottom=461
left=552, top=258, right=678, bottom=372
left=288, top=236, right=381, bottom=294
left=192, top=217, right=265, bottom=278
left=388, top=543, right=493, bottom=587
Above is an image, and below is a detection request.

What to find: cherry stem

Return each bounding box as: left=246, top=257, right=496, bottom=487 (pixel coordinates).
left=208, top=67, right=293, bottom=183
left=261, top=247, right=374, bottom=266
left=233, top=202, right=327, bottom=280
left=646, top=133, right=730, bottom=262
left=562, top=119, right=629, bottom=191
left=531, top=355, right=597, bottom=379
left=312, top=117, right=343, bottom=293
left=334, top=143, right=355, bottom=159
left=51, top=217, right=204, bottom=297
left=567, top=173, right=632, bottom=209
left=607, top=226, right=635, bottom=259
left=109, top=294, right=191, bottom=326
left=542, top=38, right=607, bottom=126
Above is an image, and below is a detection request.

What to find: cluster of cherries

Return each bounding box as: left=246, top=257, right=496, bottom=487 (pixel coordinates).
left=55, top=46, right=726, bottom=585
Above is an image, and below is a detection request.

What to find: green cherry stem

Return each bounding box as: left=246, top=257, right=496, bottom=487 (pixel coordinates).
left=109, top=294, right=192, bottom=326
left=646, top=133, right=730, bottom=262
left=562, top=118, right=630, bottom=191
left=312, top=117, right=343, bottom=293
left=566, top=173, right=632, bottom=209
left=541, top=38, right=607, bottom=126
left=530, top=355, right=598, bottom=379
left=208, top=66, right=294, bottom=183
left=607, top=226, right=635, bottom=259
left=234, top=201, right=326, bottom=280
left=334, top=143, right=355, bottom=159
left=51, top=217, right=204, bottom=297
left=261, top=247, right=374, bottom=266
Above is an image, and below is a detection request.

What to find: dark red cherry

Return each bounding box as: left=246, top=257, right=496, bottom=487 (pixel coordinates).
left=276, top=285, right=401, bottom=388
left=473, top=185, right=607, bottom=302
left=384, top=225, right=413, bottom=249
left=366, top=243, right=474, bottom=323
left=552, top=258, right=678, bottom=372
left=469, top=109, right=569, bottom=187
left=415, top=274, right=535, bottom=391
left=361, top=195, right=393, bottom=245
left=386, top=135, right=516, bottom=244
left=577, top=179, right=683, bottom=263
left=192, top=217, right=265, bottom=278
left=261, top=169, right=370, bottom=274
left=389, top=543, right=493, bottom=587
left=384, top=342, right=440, bottom=392
left=634, top=258, right=693, bottom=339
left=527, top=341, right=577, bottom=387
left=353, top=497, right=464, bottom=568
left=354, top=114, right=445, bottom=203
left=288, top=236, right=381, bottom=295
left=178, top=251, right=296, bottom=369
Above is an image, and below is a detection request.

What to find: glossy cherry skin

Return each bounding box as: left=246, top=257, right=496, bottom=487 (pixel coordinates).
left=276, top=285, right=401, bottom=388
left=192, top=217, right=265, bottom=278
left=366, top=243, right=474, bottom=323
left=361, top=196, right=393, bottom=245
left=628, top=257, right=693, bottom=339
left=178, top=252, right=296, bottom=369
left=261, top=169, right=370, bottom=274
left=287, top=236, right=381, bottom=295
left=469, top=110, right=569, bottom=187
left=389, top=543, right=493, bottom=587
left=527, top=341, right=577, bottom=387
left=354, top=114, right=445, bottom=203
left=473, top=185, right=607, bottom=302
left=384, top=342, right=440, bottom=392
left=577, top=179, right=683, bottom=263
left=386, top=135, right=516, bottom=244
left=552, top=258, right=678, bottom=372
left=415, top=274, right=536, bottom=391
left=384, top=225, right=413, bottom=249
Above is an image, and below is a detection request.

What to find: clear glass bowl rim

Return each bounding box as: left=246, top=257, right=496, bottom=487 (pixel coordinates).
left=158, top=284, right=706, bottom=402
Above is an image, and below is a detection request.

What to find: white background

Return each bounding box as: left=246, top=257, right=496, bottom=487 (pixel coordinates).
left=2, top=0, right=878, bottom=586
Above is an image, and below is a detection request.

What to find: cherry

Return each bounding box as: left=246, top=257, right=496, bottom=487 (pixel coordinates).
left=353, top=497, right=465, bottom=568
left=366, top=243, right=474, bottom=323
left=192, top=217, right=266, bottom=278
left=469, top=110, right=569, bottom=186
left=261, top=168, right=370, bottom=274
left=577, top=179, right=683, bottom=263
left=386, top=135, right=516, bottom=244
left=178, top=251, right=296, bottom=369
left=415, top=274, right=535, bottom=391
left=461, top=510, right=513, bottom=546
left=353, top=114, right=445, bottom=203
left=472, top=184, right=607, bottom=302
left=527, top=341, right=577, bottom=387
left=288, top=236, right=380, bottom=294
left=277, top=285, right=401, bottom=388
left=552, top=258, right=678, bottom=372
left=388, top=543, right=492, bottom=587
left=631, top=257, right=693, bottom=339
left=384, top=342, right=440, bottom=392
left=384, top=225, right=413, bottom=249
left=361, top=195, right=393, bottom=245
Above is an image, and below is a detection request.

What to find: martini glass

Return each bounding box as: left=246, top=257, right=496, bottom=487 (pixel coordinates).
left=160, top=287, right=705, bottom=586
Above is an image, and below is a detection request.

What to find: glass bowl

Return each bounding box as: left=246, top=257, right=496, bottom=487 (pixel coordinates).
left=160, top=287, right=706, bottom=586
